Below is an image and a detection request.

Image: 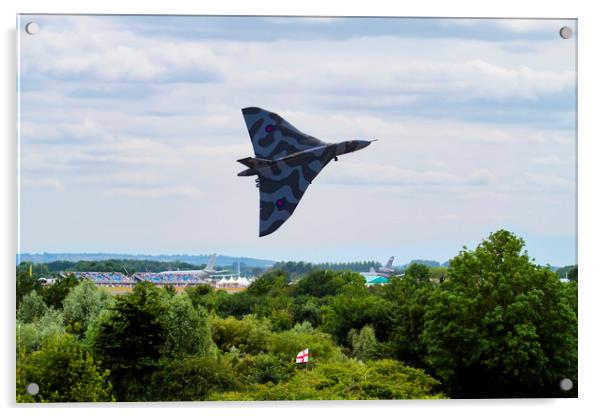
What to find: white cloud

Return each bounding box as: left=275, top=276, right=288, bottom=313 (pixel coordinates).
left=104, top=185, right=205, bottom=199
left=21, top=16, right=227, bottom=82
left=524, top=172, right=575, bottom=192
left=322, top=162, right=495, bottom=188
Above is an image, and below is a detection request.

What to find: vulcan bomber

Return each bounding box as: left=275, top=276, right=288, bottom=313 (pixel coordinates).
left=238, top=107, right=375, bottom=237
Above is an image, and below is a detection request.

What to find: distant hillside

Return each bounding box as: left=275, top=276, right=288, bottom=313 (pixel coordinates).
left=17, top=252, right=275, bottom=268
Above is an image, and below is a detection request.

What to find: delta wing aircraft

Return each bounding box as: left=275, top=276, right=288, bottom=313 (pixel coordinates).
left=238, top=107, right=375, bottom=236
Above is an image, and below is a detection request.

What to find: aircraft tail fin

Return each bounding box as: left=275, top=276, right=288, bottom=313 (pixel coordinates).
left=237, top=157, right=272, bottom=176
left=204, top=254, right=217, bottom=271
left=385, top=256, right=394, bottom=268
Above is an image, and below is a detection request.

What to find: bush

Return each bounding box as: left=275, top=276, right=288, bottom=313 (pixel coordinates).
left=214, top=359, right=444, bottom=400
left=211, top=315, right=272, bottom=355
left=16, top=333, right=114, bottom=402
left=148, top=356, right=240, bottom=401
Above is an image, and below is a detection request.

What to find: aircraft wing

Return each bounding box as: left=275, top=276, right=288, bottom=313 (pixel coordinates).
left=257, top=146, right=336, bottom=236
left=241, top=107, right=326, bottom=160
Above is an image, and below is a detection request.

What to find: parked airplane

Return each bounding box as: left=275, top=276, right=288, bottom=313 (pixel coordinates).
left=368, top=256, right=396, bottom=278
left=238, top=107, right=375, bottom=236
left=156, top=254, right=228, bottom=278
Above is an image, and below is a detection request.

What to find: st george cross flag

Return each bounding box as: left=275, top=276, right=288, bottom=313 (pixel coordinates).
left=295, top=348, right=309, bottom=363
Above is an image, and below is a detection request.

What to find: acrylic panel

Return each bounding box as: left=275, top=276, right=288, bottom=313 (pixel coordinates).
left=16, top=15, right=577, bottom=402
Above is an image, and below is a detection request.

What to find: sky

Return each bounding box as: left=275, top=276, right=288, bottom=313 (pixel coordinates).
left=17, top=15, right=577, bottom=265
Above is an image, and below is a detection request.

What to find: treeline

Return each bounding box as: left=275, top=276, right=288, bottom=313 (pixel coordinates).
left=556, top=265, right=578, bottom=282
left=402, top=259, right=442, bottom=268
left=19, top=259, right=264, bottom=278
left=16, top=230, right=577, bottom=401
left=21, top=259, right=211, bottom=275
left=269, top=260, right=382, bottom=280
left=18, top=253, right=276, bottom=268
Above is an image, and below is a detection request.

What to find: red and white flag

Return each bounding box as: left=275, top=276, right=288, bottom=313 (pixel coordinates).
left=295, top=348, right=309, bottom=363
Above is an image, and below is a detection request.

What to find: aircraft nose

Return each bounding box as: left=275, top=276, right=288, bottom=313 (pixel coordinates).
left=355, top=140, right=372, bottom=150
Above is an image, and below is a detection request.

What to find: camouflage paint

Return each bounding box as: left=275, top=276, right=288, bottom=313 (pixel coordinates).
left=239, top=107, right=372, bottom=236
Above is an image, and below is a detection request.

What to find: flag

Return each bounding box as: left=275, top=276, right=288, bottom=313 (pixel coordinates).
left=295, top=348, right=309, bottom=363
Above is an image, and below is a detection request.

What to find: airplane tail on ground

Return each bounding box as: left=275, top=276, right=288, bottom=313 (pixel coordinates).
left=385, top=256, right=394, bottom=269
left=204, top=254, right=217, bottom=272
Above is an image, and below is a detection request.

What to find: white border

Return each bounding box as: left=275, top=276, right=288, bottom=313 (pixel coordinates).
left=3, top=1, right=600, bottom=415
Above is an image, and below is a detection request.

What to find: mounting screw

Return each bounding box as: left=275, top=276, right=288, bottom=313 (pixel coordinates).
left=559, top=26, right=573, bottom=39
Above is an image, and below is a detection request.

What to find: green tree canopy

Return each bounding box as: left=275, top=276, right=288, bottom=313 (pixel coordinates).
left=62, top=280, right=114, bottom=337
left=40, top=274, right=80, bottom=310
left=16, top=263, right=43, bottom=310
left=147, top=356, right=241, bottom=401
left=403, top=263, right=432, bottom=284
left=321, top=285, right=392, bottom=345
left=246, top=271, right=289, bottom=297
left=348, top=325, right=379, bottom=362
left=17, top=309, right=65, bottom=356
left=421, top=230, right=578, bottom=398
left=160, top=293, right=214, bottom=359
left=214, top=359, right=444, bottom=400
left=268, top=322, right=345, bottom=364
left=87, top=282, right=168, bottom=401
left=17, top=291, right=48, bottom=324
left=294, top=269, right=365, bottom=298
left=17, top=333, right=114, bottom=403
left=211, top=315, right=272, bottom=355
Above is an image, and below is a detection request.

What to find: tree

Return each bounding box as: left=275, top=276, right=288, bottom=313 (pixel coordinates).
left=246, top=271, right=289, bottom=296
left=380, top=273, right=435, bottom=367
left=40, top=274, right=80, bottom=310
left=321, top=285, right=392, bottom=345
left=87, top=282, right=168, bottom=401
left=62, top=280, right=114, bottom=337
left=160, top=293, right=214, bottom=359
left=567, top=265, right=578, bottom=282
left=16, top=263, right=43, bottom=310
left=17, top=291, right=48, bottom=323
left=294, top=269, right=364, bottom=298
left=17, top=309, right=65, bottom=356
left=421, top=230, right=578, bottom=398
left=185, top=284, right=217, bottom=311
left=348, top=325, right=379, bottom=362
left=16, top=333, right=114, bottom=402
left=403, top=263, right=431, bottom=285
left=292, top=295, right=323, bottom=327
left=211, top=315, right=272, bottom=355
